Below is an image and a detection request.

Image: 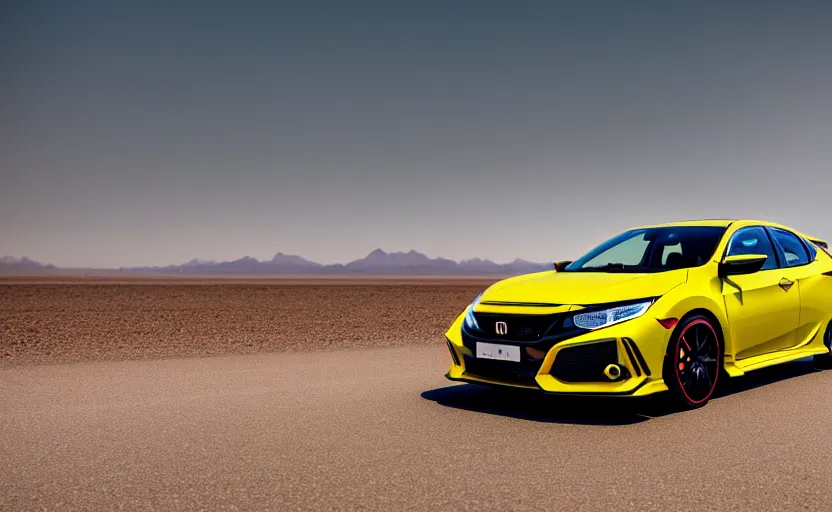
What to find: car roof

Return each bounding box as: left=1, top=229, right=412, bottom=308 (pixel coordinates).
left=634, top=219, right=737, bottom=229
left=632, top=219, right=824, bottom=244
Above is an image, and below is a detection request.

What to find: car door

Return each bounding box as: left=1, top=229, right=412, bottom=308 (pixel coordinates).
left=767, top=226, right=820, bottom=348
left=721, top=226, right=801, bottom=360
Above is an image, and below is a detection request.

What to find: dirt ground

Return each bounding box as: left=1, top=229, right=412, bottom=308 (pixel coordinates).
left=5, top=277, right=832, bottom=511
left=0, top=277, right=495, bottom=366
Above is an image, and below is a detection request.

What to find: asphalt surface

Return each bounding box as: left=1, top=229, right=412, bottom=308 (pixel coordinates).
left=2, top=346, right=831, bottom=511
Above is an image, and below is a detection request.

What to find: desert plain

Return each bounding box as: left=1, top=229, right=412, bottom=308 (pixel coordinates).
left=3, top=277, right=832, bottom=511
left=0, top=276, right=491, bottom=366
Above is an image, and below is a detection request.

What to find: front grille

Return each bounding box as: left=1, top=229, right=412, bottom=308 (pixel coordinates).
left=471, top=312, right=558, bottom=341
left=550, top=339, right=619, bottom=382
left=463, top=355, right=543, bottom=384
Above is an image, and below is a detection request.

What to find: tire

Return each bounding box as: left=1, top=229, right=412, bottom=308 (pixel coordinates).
left=663, top=314, right=723, bottom=409
left=813, top=321, right=832, bottom=369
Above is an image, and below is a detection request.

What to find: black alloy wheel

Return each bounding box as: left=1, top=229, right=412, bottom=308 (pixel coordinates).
left=664, top=315, right=722, bottom=408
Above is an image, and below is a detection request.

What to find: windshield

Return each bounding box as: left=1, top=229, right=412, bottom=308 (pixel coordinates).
left=563, top=226, right=727, bottom=273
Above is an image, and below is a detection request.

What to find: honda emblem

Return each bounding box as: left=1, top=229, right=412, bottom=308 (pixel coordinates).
left=495, top=321, right=508, bottom=335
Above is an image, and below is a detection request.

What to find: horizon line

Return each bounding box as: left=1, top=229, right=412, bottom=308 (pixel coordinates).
left=1, top=247, right=559, bottom=270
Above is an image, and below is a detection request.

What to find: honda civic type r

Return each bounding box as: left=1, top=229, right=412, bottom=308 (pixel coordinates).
left=444, top=220, right=832, bottom=408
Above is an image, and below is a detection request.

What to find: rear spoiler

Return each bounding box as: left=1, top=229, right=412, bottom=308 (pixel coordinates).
left=805, top=235, right=831, bottom=259
left=807, top=236, right=828, bottom=250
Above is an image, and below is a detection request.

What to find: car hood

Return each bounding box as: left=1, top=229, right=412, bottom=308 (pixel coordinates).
left=477, top=269, right=688, bottom=308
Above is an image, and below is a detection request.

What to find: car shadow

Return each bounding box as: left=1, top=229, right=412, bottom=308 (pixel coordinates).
left=421, top=359, right=821, bottom=426
left=715, top=357, right=821, bottom=398
left=421, top=383, right=665, bottom=425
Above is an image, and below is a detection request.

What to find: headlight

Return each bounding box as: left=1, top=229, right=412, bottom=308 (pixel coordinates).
left=462, top=293, right=483, bottom=330
left=573, top=300, right=652, bottom=330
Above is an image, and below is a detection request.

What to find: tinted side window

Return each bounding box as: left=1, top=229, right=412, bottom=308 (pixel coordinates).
left=726, top=227, right=778, bottom=270
left=771, top=228, right=810, bottom=267
left=802, top=238, right=818, bottom=260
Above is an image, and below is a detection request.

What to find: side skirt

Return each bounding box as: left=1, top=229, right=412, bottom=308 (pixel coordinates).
left=724, top=346, right=829, bottom=376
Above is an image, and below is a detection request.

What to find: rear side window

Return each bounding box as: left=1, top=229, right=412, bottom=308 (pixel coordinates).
left=726, top=227, right=778, bottom=270
left=803, top=238, right=818, bottom=260
left=770, top=228, right=810, bottom=267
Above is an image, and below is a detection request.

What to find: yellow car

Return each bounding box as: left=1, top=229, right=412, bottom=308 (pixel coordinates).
left=444, top=219, right=832, bottom=408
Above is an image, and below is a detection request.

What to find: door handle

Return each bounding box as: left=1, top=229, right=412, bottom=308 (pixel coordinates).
left=779, top=278, right=794, bottom=291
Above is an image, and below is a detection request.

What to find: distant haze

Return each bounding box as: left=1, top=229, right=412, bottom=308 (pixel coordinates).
left=0, top=249, right=549, bottom=276
left=2, top=1, right=832, bottom=268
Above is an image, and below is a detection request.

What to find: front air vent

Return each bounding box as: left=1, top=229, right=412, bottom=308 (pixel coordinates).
left=445, top=338, right=461, bottom=366
left=624, top=338, right=651, bottom=376
left=621, top=339, right=641, bottom=377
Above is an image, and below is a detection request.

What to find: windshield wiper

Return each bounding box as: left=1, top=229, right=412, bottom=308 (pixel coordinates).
left=582, top=262, right=625, bottom=271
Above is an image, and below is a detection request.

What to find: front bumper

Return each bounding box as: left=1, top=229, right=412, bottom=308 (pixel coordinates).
left=444, top=312, right=672, bottom=397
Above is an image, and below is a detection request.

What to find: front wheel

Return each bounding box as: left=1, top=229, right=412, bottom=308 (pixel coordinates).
left=813, top=321, right=832, bottom=369
left=663, top=315, right=722, bottom=409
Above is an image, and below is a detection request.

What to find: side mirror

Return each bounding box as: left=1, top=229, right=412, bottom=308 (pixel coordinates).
left=718, top=254, right=767, bottom=277
left=554, top=260, right=573, bottom=271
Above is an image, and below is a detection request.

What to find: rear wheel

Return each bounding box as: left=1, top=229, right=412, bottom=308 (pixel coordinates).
left=663, top=315, right=722, bottom=409
left=813, top=321, right=832, bottom=369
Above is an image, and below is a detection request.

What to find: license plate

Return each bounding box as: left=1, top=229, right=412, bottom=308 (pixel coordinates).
left=476, top=342, right=520, bottom=362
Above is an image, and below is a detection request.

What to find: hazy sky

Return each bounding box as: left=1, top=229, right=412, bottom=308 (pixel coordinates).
left=2, top=1, right=832, bottom=267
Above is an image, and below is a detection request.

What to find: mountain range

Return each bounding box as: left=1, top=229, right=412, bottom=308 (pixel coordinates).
left=0, top=250, right=552, bottom=276
left=0, top=256, right=57, bottom=275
